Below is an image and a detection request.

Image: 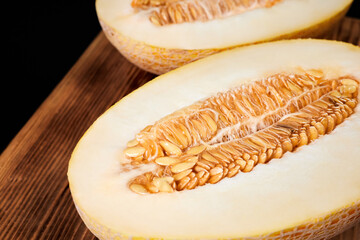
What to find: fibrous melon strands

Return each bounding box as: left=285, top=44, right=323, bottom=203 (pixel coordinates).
left=131, top=0, right=283, bottom=26
left=123, top=70, right=359, bottom=194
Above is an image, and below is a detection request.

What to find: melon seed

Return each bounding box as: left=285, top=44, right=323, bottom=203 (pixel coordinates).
left=135, top=0, right=283, bottom=26
left=126, top=71, right=358, bottom=194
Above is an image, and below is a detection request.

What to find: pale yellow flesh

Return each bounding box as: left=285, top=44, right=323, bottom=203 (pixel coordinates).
left=96, top=0, right=352, bottom=49
left=68, top=40, right=360, bottom=239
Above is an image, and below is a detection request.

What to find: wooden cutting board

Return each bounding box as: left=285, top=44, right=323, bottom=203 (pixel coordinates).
left=1, top=17, right=359, bottom=240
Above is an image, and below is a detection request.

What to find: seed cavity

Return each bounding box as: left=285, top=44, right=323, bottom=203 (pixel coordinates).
left=125, top=69, right=359, bottom=194
left=131, top=0, right=283, bottom=26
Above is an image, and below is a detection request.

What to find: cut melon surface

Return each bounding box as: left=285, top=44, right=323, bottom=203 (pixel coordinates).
left=68, top=39, right=360, bottom=240
left=96, top=0, right=353, bottom=74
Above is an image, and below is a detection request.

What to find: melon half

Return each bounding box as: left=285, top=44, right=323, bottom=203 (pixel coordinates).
left=68, top=39, right=360, bottom=240
left=96, top=0, right=353, bottom=74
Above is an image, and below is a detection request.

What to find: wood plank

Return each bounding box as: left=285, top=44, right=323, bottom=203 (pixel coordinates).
left=1, top=17, right=359, bottom=240
left=0, top=33, right=155, bottom=240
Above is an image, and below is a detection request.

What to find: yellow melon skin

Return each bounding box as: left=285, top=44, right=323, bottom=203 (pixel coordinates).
left=99, top=6, right=349, bottom=75
left=73, top=200, right=360, bottom=240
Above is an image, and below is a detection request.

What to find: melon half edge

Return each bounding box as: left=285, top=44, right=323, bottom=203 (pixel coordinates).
left=96, top=0, right=353, bottom=74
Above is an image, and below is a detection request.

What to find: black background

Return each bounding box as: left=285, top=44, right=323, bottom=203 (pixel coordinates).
left=2, top=1, right=360, bottom=152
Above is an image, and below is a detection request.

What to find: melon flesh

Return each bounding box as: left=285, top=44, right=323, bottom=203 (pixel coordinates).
left=95, top=0, right=353, bottom=74
left=96, top=0, right=351, bottom=49
left=68, top=39, right=360, bottom=239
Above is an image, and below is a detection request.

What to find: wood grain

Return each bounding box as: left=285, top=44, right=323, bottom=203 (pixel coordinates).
left=1, top=17, right=359, bottom=240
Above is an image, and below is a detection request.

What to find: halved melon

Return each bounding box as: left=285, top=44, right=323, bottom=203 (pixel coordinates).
left=68, top=39, right=360, bottom=240
left=96, top=0, right=353, bottom=74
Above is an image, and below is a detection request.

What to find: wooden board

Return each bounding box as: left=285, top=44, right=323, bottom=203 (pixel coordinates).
left=1, top=17, right=359, bottom=240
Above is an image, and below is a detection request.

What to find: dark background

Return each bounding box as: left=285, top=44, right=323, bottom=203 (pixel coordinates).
left=2, top=1, right=360, bottom=152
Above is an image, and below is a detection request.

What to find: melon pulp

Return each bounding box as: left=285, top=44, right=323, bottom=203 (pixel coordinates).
left=68, top=39, right=360, bottom=240
left=96, top=0, right=353, bottom=74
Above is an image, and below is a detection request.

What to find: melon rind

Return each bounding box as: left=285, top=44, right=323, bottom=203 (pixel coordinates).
left=68, top=39, right=360, bottom=240
left=96, top=0, right=352, bottom=74
left=74, top=201, right=360, bottom=240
